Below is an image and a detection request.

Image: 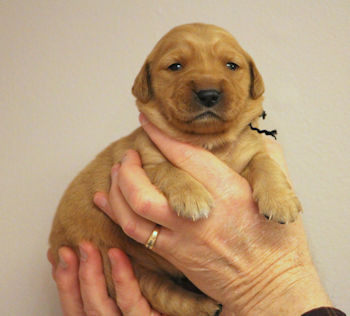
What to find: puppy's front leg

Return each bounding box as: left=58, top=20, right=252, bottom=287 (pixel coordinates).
left=144, top=162, right=213, bottom=220
left=242, top=152, right=302, bottom=224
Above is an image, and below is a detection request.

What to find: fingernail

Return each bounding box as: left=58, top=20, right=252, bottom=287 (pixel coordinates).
left=121, top=153, right=128, bottom=164
left=111, top=163, right=120, bottom=178
left=79, top=245, right=88, bottom=262
left=94, top=194, right=107, bottom=209
left=108, top=250, right=118, bottom=271
left=58, top=250, right=67, bottom=269
left=139, top=113, right=148, bottom=125
left=108, top=251, right=115, bottom=266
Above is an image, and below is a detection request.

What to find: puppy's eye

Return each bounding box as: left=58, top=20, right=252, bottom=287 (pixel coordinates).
left=226, top=62, right=239, bottom=71
left=168, top=63, right=182, bottom=71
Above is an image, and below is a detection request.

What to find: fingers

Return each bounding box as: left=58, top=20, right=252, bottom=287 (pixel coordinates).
left=78, top=242, right=121, bottom=316
left=49, top=246, right=164, bottom=316
left=49, top=247, right=86, bottom=316
left=114, top=151, right=183, bottom=228
left=93, top=150, right=181, bottom=248
left=108, top=248, right=162, bottom=316
left=94, top=163, right=157, bottom=241
left=48, top=245, right=120, bottom=316
left=94, top=181, right=174, bottom=253
left=139, top=113, right=246, bottom=195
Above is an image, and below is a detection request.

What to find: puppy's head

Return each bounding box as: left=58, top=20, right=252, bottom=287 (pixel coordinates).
left=132, top=23, right=264, bottom=147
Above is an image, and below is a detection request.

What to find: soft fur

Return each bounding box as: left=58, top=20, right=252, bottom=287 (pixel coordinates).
left=49, top=23, right=302, bottom=316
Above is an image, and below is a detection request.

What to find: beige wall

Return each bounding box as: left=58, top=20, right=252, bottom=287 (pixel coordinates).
left=1, top=1, right=349, bottom=314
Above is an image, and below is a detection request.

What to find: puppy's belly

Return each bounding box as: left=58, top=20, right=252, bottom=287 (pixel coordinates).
left=49, top=131, right=182, bottom=291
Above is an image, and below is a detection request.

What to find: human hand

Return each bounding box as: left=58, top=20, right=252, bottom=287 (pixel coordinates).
left=47, top=243, right=167, bottom=316
left=93, top=114, right=332, bottom=316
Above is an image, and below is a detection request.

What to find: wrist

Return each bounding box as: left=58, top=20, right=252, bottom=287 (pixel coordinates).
left=222, top=259, right=331, bottom=316
left=249, top=266, right=331, bottom=316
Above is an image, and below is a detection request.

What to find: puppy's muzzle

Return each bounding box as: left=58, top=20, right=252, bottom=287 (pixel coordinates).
left=195, top=89, right=221, bottom=108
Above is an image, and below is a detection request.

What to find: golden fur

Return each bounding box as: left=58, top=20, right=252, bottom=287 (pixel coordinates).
left=49, top=23, right=302, bottom=315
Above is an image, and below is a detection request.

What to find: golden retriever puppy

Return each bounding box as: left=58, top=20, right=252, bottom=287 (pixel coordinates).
left=49, top=23, right=302, bottom=315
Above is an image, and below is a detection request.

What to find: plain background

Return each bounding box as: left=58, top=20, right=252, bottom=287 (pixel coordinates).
left=1, top=1, right=349, bottom=315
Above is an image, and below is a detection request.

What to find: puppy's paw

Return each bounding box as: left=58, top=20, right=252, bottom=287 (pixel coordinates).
left=187, top=296, right=221, bottom=316
left=144, top=162, right=213, bottom=220
left=214, top=304, right=223, bottom=316
left=166, top=181, right=213, bottom=221
left=203, top=301, right=222, bottom=316
left=256, top=187, right=302, bottom=224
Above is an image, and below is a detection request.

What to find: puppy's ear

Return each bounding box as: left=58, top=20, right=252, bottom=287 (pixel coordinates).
left=132, top=61, right=152, bottom=103
left=248, top=58, right=265, bottom=99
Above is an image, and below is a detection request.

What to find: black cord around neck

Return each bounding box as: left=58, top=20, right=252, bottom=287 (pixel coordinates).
left=249, top=111, right=278, bottom=139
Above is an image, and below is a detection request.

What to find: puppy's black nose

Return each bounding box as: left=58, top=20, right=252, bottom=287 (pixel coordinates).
left=196, top=89, right=221, bottom=107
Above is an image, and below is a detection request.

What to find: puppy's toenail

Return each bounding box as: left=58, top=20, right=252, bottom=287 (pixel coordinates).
left=214, top=304, right=223, bottom=316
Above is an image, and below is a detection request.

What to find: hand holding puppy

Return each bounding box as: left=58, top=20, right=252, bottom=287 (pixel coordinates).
left=93, top=115, right=331, bottom=316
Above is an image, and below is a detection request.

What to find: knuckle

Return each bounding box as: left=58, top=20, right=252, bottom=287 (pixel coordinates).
left=134, top=193, right=152, bottom=216
left=121, top=219, right=137, bottom=238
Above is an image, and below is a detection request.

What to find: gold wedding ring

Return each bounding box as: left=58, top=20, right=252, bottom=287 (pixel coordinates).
left=145, top=225, right=161, bottom=250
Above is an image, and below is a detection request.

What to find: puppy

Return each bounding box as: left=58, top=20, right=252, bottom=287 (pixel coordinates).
left=49, top=23, right=302, bottom=315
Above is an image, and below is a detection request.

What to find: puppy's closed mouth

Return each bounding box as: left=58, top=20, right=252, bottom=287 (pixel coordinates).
left=185, top=111, right=223, bottom=124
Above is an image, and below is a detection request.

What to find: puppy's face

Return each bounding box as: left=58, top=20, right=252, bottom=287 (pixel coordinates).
left=133, top=23, right=264, bottom=141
